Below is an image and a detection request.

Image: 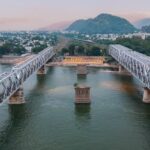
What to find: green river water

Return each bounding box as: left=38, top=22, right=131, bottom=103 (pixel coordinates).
left=0, top=65, right=150, bottom=150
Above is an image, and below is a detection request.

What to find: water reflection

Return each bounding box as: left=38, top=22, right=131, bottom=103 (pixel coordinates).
left=8, top=105, right=27, bottom=120
left=1, top=67, right=150, bottom=150
left=101, top=81, right=137, bottom=93
left=36, top=75, right=47, bottom=88
left=77, top=74, right=87, bottom=85
left=111, top=73, right=143, bottom=100
left=47, top=66, right=55, bottom=74
left=74, top=104, right=91, bottom=122
left=88, top=67, right=100, bottom=74
left=0, top=64, right=12, bottom=74
left=0, top=109, right=11, bottom=146
left=0, top=105, right=28, bottom=147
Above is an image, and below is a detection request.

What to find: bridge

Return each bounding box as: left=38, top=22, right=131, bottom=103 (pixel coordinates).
left=109, top=44, right=150, bottom=103
left=0, top=47, right=55, bottom=104
left=0, top=44, right=150, bottom=104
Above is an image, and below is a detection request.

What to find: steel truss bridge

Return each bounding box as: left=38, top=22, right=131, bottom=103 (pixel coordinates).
left=109, top=45, right=150, bottom=90
left=0, top=47, right=55, bottom=103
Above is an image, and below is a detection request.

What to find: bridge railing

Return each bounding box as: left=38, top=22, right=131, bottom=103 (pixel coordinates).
left=0, top=47, right=55, bottom=103
left=109, top=44, right=150, bottom=89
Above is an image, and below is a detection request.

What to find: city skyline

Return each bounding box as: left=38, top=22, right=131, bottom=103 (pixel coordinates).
left=0, top=0, right=150, bottom=30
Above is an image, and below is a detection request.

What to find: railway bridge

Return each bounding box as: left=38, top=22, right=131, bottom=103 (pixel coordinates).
left=0, top=47, right=55, bottom=104
left=0, top=44, right=150, bottom=104
left=109, top=44, right=150, bottom=103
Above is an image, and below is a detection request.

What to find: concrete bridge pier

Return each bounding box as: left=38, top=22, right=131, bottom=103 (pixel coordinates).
left=75, top=85, right=91, bottom=104
left=143, top=87, right=150, bottom=103
left=9, top=85, right=25, bottom=104
left=119, top=65, right=124, bottom=72
left=37, top=65, right=46, bottom=75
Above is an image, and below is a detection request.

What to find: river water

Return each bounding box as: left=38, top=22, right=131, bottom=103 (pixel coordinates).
left=0, top=65, right=150, bottom=150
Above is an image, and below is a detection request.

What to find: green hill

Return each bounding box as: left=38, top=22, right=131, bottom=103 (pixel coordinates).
left=66, top=13, right=137, bottom=34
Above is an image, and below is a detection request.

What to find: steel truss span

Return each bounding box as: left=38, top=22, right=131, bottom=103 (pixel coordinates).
left=0, top=47, right=55, bottom=103
left=109, top=44, right=150, bottom=89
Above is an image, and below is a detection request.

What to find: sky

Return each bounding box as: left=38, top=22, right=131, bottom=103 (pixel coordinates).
left=0, top=0, right=150, bottom=30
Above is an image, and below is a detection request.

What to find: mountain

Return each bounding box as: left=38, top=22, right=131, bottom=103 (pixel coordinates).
left=39, top=21, right=72, bottom=31
left=141, top=25, right=150, bottom=33
left=134, top=18, right=150, bottom=29
left=66, top=13, right=137, bottom=34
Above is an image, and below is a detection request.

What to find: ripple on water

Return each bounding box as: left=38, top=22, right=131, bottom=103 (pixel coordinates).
left=46, top=85, right=73, bottom=94
left=1, top=67, right=150, bottom=150
left=100, top=81, right=141, bottom=93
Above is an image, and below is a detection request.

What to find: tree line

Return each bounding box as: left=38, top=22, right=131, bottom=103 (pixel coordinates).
left=114, top=37, right=150, bottom=56
left=0, top=42, right=27, bottom=56
left=95, top=37, right=150, bottom=56
left=61, top=43, right=105, bottom=56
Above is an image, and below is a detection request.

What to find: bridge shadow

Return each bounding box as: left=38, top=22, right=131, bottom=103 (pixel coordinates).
left=36, top=66, right=55, bottom=84
left=110, top=73, right=142, bottom=100
left=0, top=104, right=27, bottom=146
left=110, top=72, right=150, bottom=117
left=0, top=67, right=56, bottom=146
left=103, top=72, right=150, bottom=147
left=117, top=74, right=150, bottom=147
left=8, top=104, right=27, bottom=120
left=26, top=67, right=55, bottom=94
left=74, top=104, right=91, bottom=123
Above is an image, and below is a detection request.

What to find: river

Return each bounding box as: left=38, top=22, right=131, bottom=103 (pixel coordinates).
left=0, top=65, right=150, bottom=150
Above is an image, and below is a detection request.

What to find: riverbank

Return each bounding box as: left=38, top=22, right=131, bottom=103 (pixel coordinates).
left=46, top=62, right=118, bottom=69
left=0, top=54, right=34, bottom=65
left=46, top=62, right=131, bottom=76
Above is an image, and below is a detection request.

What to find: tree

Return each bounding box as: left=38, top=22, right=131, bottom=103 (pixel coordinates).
left=68, top=44, right=75, bottom=55
left=32, top=44, right=47, bottom=54
left=115, top=37, right=150, bottom=56
left=86, top=46, right=101, bottom=56
left=0, top=42, right=27, bottom=55
left=13, top=45, right=27, bottom=55
left=76, top=45, right=85, bottom=55
left=61, top=48, right=69, bottom=55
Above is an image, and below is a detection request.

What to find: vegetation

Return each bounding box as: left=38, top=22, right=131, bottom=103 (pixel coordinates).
left=0, top=42, right=27, bottom=56
left=61, top=41, right=103, bottom=56
left=86, top=46, right=102, bottom=56
left=61, top=36, right=150, bottom=57
left=67, top=14, right=137, bottom=34
left=95, top=37, right=150, bottom=56
left=32, top=44, right=47, bottom=54
left=114, top=37, right=150, bottom=56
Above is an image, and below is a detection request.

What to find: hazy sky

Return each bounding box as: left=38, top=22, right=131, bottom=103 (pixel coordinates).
left=0, top=0, right=150, bottom=30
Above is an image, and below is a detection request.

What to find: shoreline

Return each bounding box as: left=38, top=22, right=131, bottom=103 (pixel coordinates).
left=0, top=55, right=34, bottom=65
left=46, top=62, right=118, bottom=69
left=46, top=62, right=131, bottom=76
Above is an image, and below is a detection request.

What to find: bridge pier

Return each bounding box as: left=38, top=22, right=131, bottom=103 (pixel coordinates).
left=119, top=65, right=124, bottom=72
left=37, top=65, right=46, bottom=75
left=74, top=85, right=91, bottom=104
left=143, top=88, right=150, bottom=103
left=9, top=86, right=25, bottom=104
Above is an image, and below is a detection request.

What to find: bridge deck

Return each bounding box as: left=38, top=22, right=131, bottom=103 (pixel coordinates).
left=0, top=47, right=55, bottom=103
left=109, top=44, right=150, bottom=89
